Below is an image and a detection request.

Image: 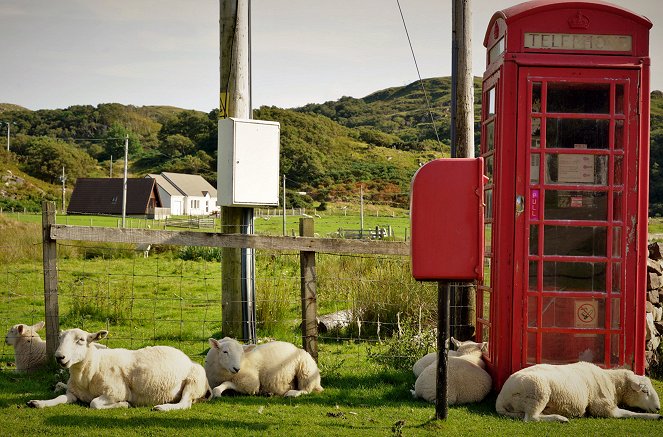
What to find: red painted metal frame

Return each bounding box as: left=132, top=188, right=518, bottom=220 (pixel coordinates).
left=480, top=0, right=651, bottom=390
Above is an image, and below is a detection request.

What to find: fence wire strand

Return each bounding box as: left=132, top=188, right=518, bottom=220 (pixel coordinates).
left=1, top=236, right=475, bottom=372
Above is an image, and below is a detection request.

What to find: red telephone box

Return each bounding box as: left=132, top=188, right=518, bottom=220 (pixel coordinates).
left=479, top=0, right=652, bottom=389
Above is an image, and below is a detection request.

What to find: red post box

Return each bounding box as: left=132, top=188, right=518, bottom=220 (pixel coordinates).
left=411, top=158, right=486, bottom=281
left=479, top=0, right=652, bottom=389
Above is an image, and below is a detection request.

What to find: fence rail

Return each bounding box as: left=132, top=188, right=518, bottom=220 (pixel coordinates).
left=42, top=202, right=412, bottom=363
left=50, top=225, right=409, bottom=255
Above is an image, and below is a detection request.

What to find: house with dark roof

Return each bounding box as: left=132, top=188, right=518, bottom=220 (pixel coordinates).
left=67, top=178, right=163, bottom=217
left=146, top=172, right=219, bottom=216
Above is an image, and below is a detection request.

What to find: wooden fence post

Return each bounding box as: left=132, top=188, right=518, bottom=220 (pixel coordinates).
left=299, top=217, right=318, bottom=361
left=41, top=201, right=60, bottom=365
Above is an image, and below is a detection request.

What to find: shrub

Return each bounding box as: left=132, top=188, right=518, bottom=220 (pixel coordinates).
left=368, top=320, right=436, bottom=370
left=177, top=246, right=222, bottom=262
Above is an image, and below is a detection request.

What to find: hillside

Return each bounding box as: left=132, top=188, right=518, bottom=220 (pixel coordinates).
left=1, top=78, right=662, bottom=213
left=296, top=76, right=483, bottom=153
left=0, top=103, right=30, bottom=113
left=0, top=150, right=61, bottom=211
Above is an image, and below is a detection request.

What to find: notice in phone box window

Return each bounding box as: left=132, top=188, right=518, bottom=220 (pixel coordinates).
left=558, top=154, right=594, bottom=183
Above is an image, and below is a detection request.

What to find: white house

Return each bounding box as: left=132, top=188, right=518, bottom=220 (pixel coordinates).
left=147, top=172, right=219, bottom=217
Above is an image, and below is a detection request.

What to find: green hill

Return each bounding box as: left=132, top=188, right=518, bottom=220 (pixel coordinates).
left=1, top=78, right=662, bottom=213
left=0, top=103, right=30, bottom=113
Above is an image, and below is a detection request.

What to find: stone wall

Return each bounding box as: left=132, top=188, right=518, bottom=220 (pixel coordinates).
left=646, top=242, right=663, bottom=371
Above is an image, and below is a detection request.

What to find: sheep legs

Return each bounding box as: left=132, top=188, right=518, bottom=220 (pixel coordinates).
left=27, top=392, right=77, bottom=409
left=524, top=412, right=569, bottom=423
left=211, top=381, right=240, bottom=398
left=90, top=395, right=130, bottom=409
left=153, top=381, right=201, bottom=411
left=609, top=408, right=662, bottom=420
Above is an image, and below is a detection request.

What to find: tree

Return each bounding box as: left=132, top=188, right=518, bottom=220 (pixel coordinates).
left=19, top=136, right=99, bottom=183
left=162, top=134, right=196, bottom=158
left=100, top=123, right=142, bottom=161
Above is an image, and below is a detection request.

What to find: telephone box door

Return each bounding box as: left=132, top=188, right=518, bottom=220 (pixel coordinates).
left=514, top=67, right=640, bottom=369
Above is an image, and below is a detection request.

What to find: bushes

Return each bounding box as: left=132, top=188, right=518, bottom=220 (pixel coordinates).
left=177, top=246, right=222, bottom=262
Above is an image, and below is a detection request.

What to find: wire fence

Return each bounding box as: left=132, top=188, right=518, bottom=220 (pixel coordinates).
left=0, top=209, right=412, bottom=241
left=0, top=207, right=475, bottom=375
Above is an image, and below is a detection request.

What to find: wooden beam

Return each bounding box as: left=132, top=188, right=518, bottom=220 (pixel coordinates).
left=299, top=218, right=318, bottom=361
left=41, top=201, right=60, bottom=365
left=50, top=225, right=410, bottom=256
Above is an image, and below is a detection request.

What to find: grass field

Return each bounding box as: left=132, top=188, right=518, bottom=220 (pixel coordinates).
left=1, top=211, right=662, bottom=435
left=0, top=350, right=662, bottom=437
left=0, top=208, right=412, bottom=240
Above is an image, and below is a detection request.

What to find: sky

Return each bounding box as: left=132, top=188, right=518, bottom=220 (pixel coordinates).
left=0, top=0, right=661, bottom=112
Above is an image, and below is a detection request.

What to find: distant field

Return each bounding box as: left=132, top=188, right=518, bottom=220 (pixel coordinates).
left=1, top=208, right=413, bottom=241
left=6, top=210, right=663, bottom=243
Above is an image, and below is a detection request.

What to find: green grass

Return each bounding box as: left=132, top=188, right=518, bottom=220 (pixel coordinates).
left=1, top=208, right=413, bottom=240
left=0, top=349, right=662, bottom=436
left=1, top=211, right=663, bottom=435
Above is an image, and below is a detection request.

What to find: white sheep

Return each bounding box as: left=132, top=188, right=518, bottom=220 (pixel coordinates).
left=412, top=340, right=491, bottom=405
left=27, top=328, right=210, bottom=410
left=205, top=337, right=323, bottom=398
left=5, top=321, right=47, bottom=372
left=496, top=362, right=662, bottom=422
left=412, top=337, right=484, bottom=378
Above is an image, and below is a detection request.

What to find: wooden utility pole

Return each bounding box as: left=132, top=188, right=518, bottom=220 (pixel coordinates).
left=360, top=185, right=364, bottom=239
left=282, top=175, right=286, bottom=236
left=60, top=166, right=66, bottom=213
left=450, top=0, right=476, bottom=341
left=435, top=0, right=475, bottom=421
left=220, top=0, right=255, bottom=341
left=452, top=0, right=474, bottom=158
left=121, top=135, right=128, bottom=228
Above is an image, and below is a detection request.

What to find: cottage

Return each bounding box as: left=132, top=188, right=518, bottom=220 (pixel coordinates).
left=147, top=172, right=219, bottom=217
left=67, top=178, right=162, bottom=218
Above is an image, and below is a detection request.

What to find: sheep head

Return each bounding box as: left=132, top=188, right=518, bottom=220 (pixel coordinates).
left=208, top=337, right=248, bottom=374
left=623, top=373, right=661, bottom=413
left=54, top=328, right=108, bottom=369
left=5, top=321, right=45, bottom=346
left=453, top=339, right=488, bottom=356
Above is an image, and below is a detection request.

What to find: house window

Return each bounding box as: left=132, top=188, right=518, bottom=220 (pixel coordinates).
left=191, top=200, right=199, bottom=209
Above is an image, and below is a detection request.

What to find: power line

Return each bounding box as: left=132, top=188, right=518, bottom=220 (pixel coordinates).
left=395, top=0, right=442, bottom=147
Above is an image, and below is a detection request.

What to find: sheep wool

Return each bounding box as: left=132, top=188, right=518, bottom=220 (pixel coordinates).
left=27, top=328, right=210, bottom=410
left=496, top=362, right=662, bottom=422
left=412, top=340, right=491, bottom=405
left=412, top=337, right=483, bottom=378
left=205, top=337, right=323, bottom=398
left=5, top=321, right=47, bottom=372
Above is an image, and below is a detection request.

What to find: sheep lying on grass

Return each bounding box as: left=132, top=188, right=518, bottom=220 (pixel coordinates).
left=27, top=328, right=210, bottom=410
left=412, top=337, right=483, bottom=378
left=496, top=362, right=662, bottom=422
left=205, top=337, right=323, bottom=398
left=412, top=340, right=491, bottom=405
left=5, top=321, right=47, bottom=372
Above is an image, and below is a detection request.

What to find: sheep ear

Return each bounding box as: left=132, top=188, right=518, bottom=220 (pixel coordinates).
left=89, top=330, right=108, bottom=343
left=32, top=321, right=45, bottom=331
left=209, top=338, right=220, bottom=349
left=17, top=325, right=25, bottom=334
left=450, top=337, right=460, bottom=348
left=243, top=344, right=256, bottom=353
left=628, top=374, right=644, bottom=392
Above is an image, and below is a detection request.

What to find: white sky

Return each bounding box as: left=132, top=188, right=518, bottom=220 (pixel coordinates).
left=0, top=0, right=661, bottom=112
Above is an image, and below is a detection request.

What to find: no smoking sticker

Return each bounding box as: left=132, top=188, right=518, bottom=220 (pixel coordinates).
left=575, top=301, right=598, bottom=328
